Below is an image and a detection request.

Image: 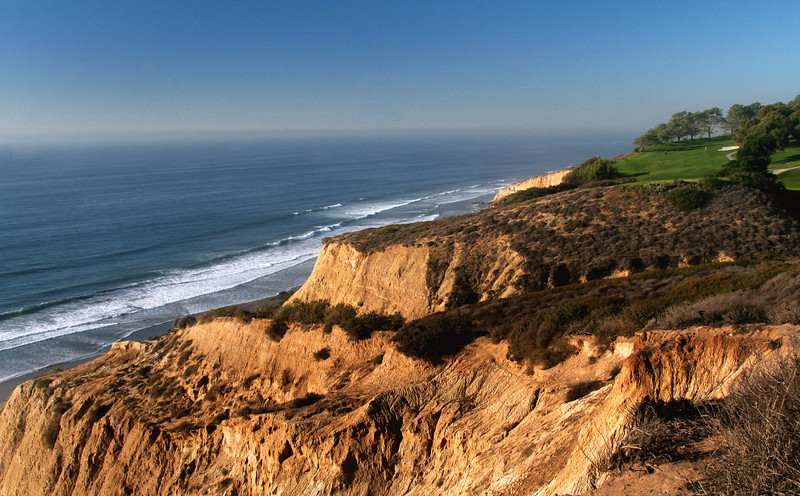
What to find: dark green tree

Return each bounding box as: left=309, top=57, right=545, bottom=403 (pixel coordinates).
left=735, top=103, right=798, bottom=149
left=668, top=111, right=692, bottom=141
left=633, top=128, right=660, bottom=151
left=725, top=103, right=760, bottom=134
left=654, top=122, right=672, bottom=144
left=731, top=134, right=777, bottom=173
left=696, top=107, right=724, bottom=138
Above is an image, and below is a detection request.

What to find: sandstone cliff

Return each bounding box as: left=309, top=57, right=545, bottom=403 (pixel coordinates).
left=4, top=182, right=800, bottom=495
left=492, top=168, right=572, bottom=202
left=1, top=313, right=792, bottom=495
left=291, top=186, right=800, bottom=318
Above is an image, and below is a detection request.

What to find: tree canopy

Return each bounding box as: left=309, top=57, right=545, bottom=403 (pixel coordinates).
left=633, top=95, right=799, bottom=151
left=734, top=102, right=799, bottom=150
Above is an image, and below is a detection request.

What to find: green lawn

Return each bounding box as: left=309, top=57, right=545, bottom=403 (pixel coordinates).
left=614, top=136, right=735, bottom=183
left=614, top=135, right=800, bottom=190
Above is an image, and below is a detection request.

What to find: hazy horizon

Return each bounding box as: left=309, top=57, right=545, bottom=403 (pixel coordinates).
left=2, top=1, right=799, bottom=144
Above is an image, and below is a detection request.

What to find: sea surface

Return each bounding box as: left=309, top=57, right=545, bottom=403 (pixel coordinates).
left=0, top=132, right=630, bottom=383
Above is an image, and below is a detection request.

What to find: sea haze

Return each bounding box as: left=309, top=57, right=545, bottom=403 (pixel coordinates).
left=0, top=132, right=631, bottom=382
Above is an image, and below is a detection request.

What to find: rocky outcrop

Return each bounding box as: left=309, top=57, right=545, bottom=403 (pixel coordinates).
left=289, top=239, right=526, bottom=320
left=492, top=168, right=572, bottom=202
left=0, top=314, right=793, bottom=495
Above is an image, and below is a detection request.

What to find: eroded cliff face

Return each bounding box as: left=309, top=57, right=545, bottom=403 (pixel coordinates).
left=291, top=186, right=800, bottom=319
left=492, top=169, right=571, bottom=202
left=1, top=315, right=793, bottom=496
left=289, top=239, right=526, bottom=320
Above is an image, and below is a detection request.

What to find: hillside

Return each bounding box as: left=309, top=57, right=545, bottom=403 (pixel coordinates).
left=291, top=184, right=800, bottom=318
left=2, top=308, right=798, bottom=495
left=3, top=174, right=800, bottom=495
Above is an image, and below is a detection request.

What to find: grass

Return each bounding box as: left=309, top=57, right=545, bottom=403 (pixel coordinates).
left=778, top=167, right=800, bottom=190
left=616, top=135, right=800, bottom=190
left=615, top=136, right=735, bottom=183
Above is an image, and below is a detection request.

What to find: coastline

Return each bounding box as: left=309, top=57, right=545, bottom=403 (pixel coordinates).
left=0, top=291, right=299, bottom=404
left=0, top=192, right=495, bottom=404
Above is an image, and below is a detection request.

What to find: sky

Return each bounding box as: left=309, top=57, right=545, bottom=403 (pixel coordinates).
left=1, top=0, right=799, bottom=143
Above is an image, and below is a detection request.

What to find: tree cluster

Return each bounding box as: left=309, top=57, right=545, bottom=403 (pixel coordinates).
left=633, top=94, right=800, bottom=152
left=634, top=108, right=724, bottom=150
left=732, top=101, right=800, bottom=150
left=721, top=98, right=800, bottom=191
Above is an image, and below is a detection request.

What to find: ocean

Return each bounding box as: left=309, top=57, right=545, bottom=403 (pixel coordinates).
left=0, top=132, right=631, bottom=383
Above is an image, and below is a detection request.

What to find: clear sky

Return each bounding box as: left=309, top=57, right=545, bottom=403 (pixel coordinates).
left=2, top=0, right=799, bottom=142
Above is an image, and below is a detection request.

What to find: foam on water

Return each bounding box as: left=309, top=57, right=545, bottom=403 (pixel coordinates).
left=0, top=180, right=499, bottom=381
left=0, top=132, right=633, bottom=384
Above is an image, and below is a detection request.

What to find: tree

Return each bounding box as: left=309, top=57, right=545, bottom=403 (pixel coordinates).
left=792, top=107, right=800, bottom=142
left=668, top=111, right=689, bottom=141
left=655, top=122, right=672, bottom=144
left=667, top=111, right=701, bottom=141
left=733, top=103, right=797, bottom=149
left=725, top=102, right=760, bottom=133
left=696, top=107, right=724, bottom=138
left=731, top=134, right=777, bottom=173
left=789, top=94, right=800, bottom=109
left=633, top=128, right=660, bottom=151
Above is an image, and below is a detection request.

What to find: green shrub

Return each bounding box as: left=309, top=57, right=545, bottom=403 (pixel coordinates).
left=666, top=186, right=708, bottom=212
left=272, top=300, right=330, bottom=324
left=393, top=314, right=476, bottom=363
left=496, top=183, right=576, bottom=206
left=322, top=303, right=358, bottom=333
left=342, top=312, right=404, bottom=340
left=266, top=319, right=288, bottom=341
left=508, top=318, right=573, bottom=368
left=253, top=303, right=279, bottom=319
left=697, top=175, right=726, bottom=191
left=172, top=315, right=197, bottom=330
left=198, top=305, right=254, bottom=323
left=562, top=157, right=621, bottom=186
left=728, top=171, right=785, bottom=193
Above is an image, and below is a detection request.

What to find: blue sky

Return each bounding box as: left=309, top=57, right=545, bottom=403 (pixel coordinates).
left=2, top=1, right=799, bottom=142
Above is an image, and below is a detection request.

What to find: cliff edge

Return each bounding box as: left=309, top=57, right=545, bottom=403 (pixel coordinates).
left=4, top=181, right=800, bottom=495
left=291, top=186, right=800, bottom=319
left=1, top=313, right=792, bottom=495
left=492, top=168, right=572, bottom=202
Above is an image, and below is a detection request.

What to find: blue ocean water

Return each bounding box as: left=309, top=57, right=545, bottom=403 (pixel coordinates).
left=0, top=132, right=630, bottom=382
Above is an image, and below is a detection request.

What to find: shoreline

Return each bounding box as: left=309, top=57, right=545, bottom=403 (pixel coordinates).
left=0, top=291, right=296, bottom=404
left=0, top=192, right=494, bottom=404
left=0, top=192, right=495, bottom=404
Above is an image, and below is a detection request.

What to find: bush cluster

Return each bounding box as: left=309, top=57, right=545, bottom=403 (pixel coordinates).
left=496, top=183, right=576, bottom=206
left=562, top=157, right=622, bottom=186
left=197, top=305, right=254, bottom=324
left=267, top=300, right=404, bottom=341
left=503, top=262, right=797, bottom=368
left=180, top=299, right=403, bottom=342
left=666, top=185, right=708, bottom=212
left=392, top=313, right=477, bottom=363
left=657, top=292, right=768, bottom=329
left=699, top=355, right=800, bottom=494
